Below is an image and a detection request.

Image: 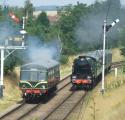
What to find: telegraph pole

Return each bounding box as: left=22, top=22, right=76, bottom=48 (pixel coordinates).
left=101, top=19, right=119, bottom=94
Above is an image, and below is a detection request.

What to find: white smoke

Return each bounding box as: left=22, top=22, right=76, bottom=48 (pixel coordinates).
left=81, top=0, right=106, bottom=5
left=120, top=0, right=125, bottom=7
left=26, top=36, right=60, bottom=64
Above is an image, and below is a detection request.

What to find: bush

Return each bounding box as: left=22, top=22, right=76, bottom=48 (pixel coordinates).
left=120, top=48, right=125, bottom=56
left=59, top=55, right=69, bottom=64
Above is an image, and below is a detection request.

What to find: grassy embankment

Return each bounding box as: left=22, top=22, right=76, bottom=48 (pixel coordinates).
left=67, top=48, right=125, bottom=120
left=0, top=68, right=21, bottom=112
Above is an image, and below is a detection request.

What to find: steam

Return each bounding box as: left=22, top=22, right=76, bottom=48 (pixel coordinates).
left=0, top=21, right=60, bottom=65
left=0, top=21, right=20, bottom=45
left=75, top=14, right=105, bottom=50
left=75, top=0, right=123, bottom=51
left=120, top=0, right=125, bottom=7
left=26, top=36, right=60, bottom=64
left=79, top=0, right=125, bottom=8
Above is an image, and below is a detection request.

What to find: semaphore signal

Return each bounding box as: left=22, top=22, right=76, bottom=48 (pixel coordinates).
left=101, top=19, right=120, bottom=94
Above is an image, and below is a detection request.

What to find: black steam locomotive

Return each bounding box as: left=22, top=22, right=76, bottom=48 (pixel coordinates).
left=71, top=50, right=112, bottom=90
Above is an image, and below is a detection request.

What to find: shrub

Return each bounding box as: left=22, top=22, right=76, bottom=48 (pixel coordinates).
left=59, top=55, right=69, bottom=64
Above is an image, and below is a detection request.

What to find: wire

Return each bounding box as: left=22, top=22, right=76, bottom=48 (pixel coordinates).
left=105, top=0, right=112, bottom=50
left=98, top=0, right=112, bottom=50
left=106, top=0, right=112, bottom=21
left=98, top=27, right=103, bottom=49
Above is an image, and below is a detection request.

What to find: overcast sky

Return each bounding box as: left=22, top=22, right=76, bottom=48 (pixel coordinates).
left=0, top=0, right=106, bottom=7
left=0, top=0, right=125, bottom=7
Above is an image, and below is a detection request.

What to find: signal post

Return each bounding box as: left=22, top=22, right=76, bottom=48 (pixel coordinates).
left=101, top=19, right=119, bottom=94
left=0, top=16, right=27, bottom=98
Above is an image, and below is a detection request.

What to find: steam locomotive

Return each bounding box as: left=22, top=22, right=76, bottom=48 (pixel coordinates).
left=71, top=50, right=112, bottom=90
left=19, top=59, right=60, bottom=102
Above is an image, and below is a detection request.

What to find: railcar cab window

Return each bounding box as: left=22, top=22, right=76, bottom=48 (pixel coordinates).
left=20, top=69, right=46, bottom=81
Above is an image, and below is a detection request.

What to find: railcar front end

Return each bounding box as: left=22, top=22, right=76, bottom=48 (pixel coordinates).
left=19, top=62, right=60, bottom=101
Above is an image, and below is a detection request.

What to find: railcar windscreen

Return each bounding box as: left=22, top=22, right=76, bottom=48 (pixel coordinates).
left=20, top=70, right=46, bottom=81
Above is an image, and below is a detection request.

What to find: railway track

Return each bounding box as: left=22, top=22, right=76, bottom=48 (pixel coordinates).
left=0, top=75, right=71, bottom=120
left=111, top=61, right=125, bottom=69
left=0, top=61, right=124, bottom=120
left=18, top=82, right=73, bottom=120
left=43, top=91, right=86, bottom=120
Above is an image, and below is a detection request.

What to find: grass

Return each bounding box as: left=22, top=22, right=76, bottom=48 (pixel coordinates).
left=0, top=48, right=125, bottom=115
left=0, top=67, right=22, bottom=112
left=67, top=48, right=125, bottom=120
left=111, top=48, right=125, bottom=62
left=68, top=70, right=125, bottom=120
left=60, top=55, right=76, bottom=79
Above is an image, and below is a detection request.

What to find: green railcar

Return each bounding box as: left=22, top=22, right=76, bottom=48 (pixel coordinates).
left=19, top=59, right=60, bottom=101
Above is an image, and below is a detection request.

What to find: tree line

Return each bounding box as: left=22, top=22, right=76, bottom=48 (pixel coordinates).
left=0, top=0, right=125, bottom=73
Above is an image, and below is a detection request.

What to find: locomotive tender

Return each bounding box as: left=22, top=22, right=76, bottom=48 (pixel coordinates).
left=19, top=59, right=60, bottom=101
left=71, top=50, right=112, bottom=89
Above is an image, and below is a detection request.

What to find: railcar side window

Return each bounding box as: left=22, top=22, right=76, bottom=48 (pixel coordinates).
left=48, top=71, right=50, bottom=78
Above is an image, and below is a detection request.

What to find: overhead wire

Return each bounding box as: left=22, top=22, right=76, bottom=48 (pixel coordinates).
left=106, top=0, right=112, bottom=21
left=105, top=0, right=112, bottom=51
left=97, top=0, right=111, bottom=50
left=98, top=0, right=112, bottom=49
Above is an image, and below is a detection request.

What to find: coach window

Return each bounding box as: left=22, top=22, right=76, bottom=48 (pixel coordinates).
left=48, top=71, right=50, bottom=79
left=49, top=70, right=52, bottom=78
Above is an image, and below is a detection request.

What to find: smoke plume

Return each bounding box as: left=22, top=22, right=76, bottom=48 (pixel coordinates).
left=75, top=0, right=123, bottom=51
left=25, top=36, right=60, bottom=64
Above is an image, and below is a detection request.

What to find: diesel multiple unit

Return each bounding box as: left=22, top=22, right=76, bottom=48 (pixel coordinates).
left=19, top=59, right=60, bottom=101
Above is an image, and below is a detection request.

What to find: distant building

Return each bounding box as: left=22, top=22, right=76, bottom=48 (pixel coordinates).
left=33, top=10, right=57, bottom=17
left=33, top=6, right=61, bottom=23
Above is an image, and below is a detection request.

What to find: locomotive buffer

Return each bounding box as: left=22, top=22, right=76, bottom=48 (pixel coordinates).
left=101, top=19, right=119, bottom=94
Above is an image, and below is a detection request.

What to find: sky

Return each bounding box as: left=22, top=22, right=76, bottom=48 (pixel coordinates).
left=0, top=0, right=106, bottom=7
left=0, top=0, right=125, bottom=7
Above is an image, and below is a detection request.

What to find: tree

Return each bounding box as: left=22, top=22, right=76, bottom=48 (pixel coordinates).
left=36, top=12, right=50, bottom=27
left=24, top=0, right=34, bottom=18
left=59, top=3, right=89, bottom=54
